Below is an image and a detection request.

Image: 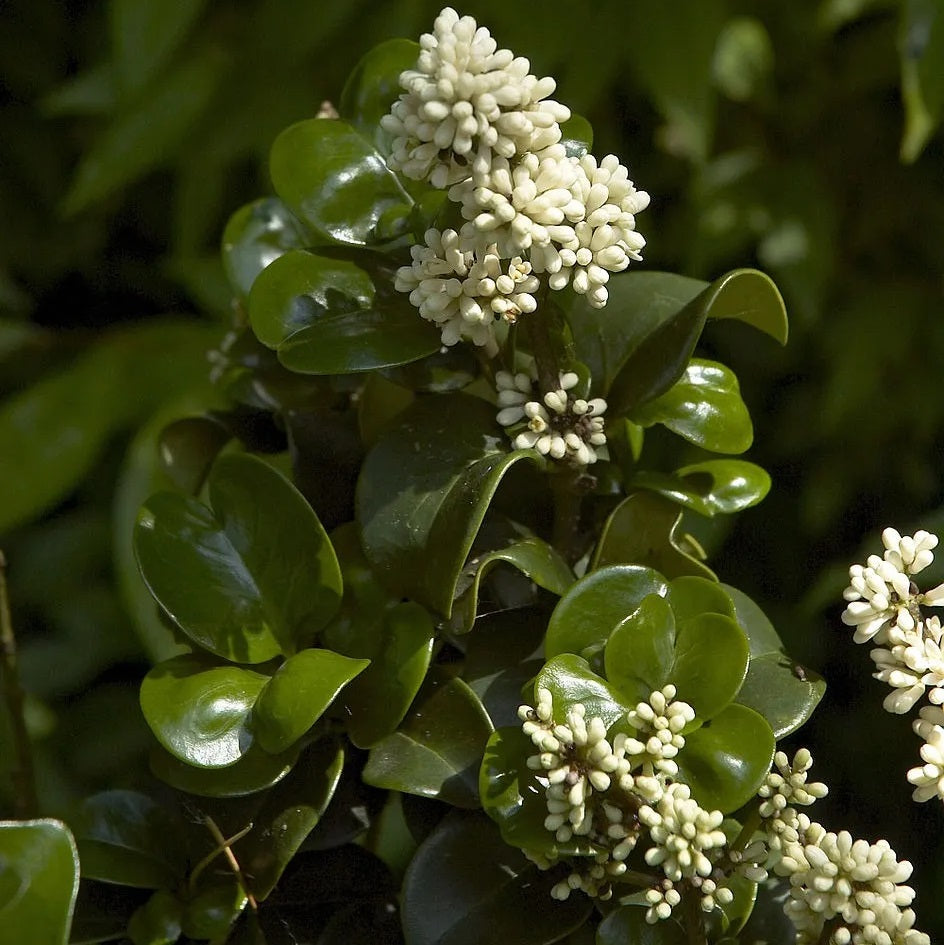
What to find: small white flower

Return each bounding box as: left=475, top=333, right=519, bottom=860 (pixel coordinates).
left=758, top=748, right=828, bottom=817
left=382, top=7, right=570, bottom=187
left=644, top=879, right=681, bottom=924
left=618, top=684, right=695, bottom=777
left=907, top=720, right=944, bottom=802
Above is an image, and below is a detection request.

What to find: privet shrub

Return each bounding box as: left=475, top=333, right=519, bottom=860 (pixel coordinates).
left=0, top=8, right=937, bottom=945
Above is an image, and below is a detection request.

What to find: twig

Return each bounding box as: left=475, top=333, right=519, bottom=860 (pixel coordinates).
left=191, top=815, right=258, bottom=911
left=0, top=551, right=38, bottom=818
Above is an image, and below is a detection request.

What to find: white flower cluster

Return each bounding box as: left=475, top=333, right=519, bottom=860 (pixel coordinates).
left=495, top=369, right=607, bottom=466
left=841, top=528, right=944, bottom=801
left=517, top=686, right=737, bottom=920
left=387, top=8, right=649, bottom=349
left=757, top=748, right=828, bottom=819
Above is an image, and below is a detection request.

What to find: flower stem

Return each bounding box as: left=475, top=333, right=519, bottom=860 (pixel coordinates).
left=683, top=888, right=709, bottom=945
left=0, top=551, right=38, bottom=818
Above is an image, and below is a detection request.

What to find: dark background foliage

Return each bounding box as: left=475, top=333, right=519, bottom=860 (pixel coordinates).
left=2, top=0, right=943, bottom=936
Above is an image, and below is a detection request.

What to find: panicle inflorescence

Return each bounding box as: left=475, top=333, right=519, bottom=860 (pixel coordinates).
left=387, top=7, right=648, bottom=351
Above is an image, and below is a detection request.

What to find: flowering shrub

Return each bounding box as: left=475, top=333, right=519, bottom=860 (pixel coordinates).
left=0, top=7, right=937, bottom=945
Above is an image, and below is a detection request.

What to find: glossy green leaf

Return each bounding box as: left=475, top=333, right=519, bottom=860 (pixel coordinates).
left=248, top=249, right=374, bottom=349
left=597, top=905, right=687, bottom=945
left=545, top=565, right=667, bottom=661
left=127, top=889, right=183, bottom=945
left=717, top=873, right=759, bottom=935
left=329, top=600, right=435, bottom=749
left=721, top=584, right=784, bottom=656
left=235, top=740, right=344, bottom=901
left=135, top=453, right=342, bottom=662
left=451, top=534, right=574, bottom=634
left=701, top=268, right=788, bottom=344
left=149, top=742, right=299, bottom=798
left=676, top=703, right=775, bottom=812
left=401, top=812, right=592, bottom=945
left=591, top=492, right=716, bottom=580
left=140, top=654, right=268, bottom=768
left=253, top=649, right=368, bottom=754
left=63, top=47, right=224, bottom=214
left=357, top=372, right=415, bottom=447
left=536, top=655, right=634, bottom=730
left=0, top=321, right=218, bottom=535
left=736, top=653, right=826, bottom=739
left=222, top=197, right=313, bottom=298
left=181, top=881, right=247, bottom=941
left=72, top=790, right=186, bottom=889
left=665, top=576, right=736, bottom=623
left=568, top=270, right=705, bottom=396
left=357, top=393, right=543, bottom=616
left=156, top=415, right=231, bottom=495
left=604, top=594, right=676, bottom=704
left=269, top=118, right=413, bottom=246
left=339, top=38, right=420, bottom=153
left=364, top=676, right=494, bottom=808
left=109, top=0, right=208, bottom=98
left=0, top=820, right=79, bottom=945
left=631, top=460, right=771, bottom=517
left=630, top=359, right=753, bottom=454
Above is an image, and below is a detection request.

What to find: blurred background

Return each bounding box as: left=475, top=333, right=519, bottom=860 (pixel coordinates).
left=1, top=0, right=943, bottom=935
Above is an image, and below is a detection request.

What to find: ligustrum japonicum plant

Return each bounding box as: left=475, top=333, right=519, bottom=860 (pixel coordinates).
left=1, top=8, right=932, bottom=945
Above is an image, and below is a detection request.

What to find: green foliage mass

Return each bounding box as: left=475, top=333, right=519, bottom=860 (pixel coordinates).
left=1, top=0, right=943, bottom=942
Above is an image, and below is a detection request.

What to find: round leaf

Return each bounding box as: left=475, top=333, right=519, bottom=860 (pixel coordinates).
left=736, top=652, right=825, bottom=739
left=127, top=889, right=183, bottom=945
left=631, top=459, right=771, bottom=517
left=545, top=565, right=667, bottom=661
left=604, top=594, right=676, bottom=703
left=72, top=790, right=187, bottom=889
left=630, top=359, right=753, bottom=454
left=253, top=649, right=368, bottom=754
left=140, top=654, right=268, bottom=768
left=182, top=882, right=247, bottom=941
left=702, top=267, right=788, bottom=344
left=135, top=453, right=342, bottom=662
left=535, top=654, right=634, bottom=730
left=675, top=703, right=775, bottom=812
left=721, top=583, right=783, bottom=656
left=665, top=575, right=736, bottom=623
left=401, top=812, right=592, bottom=945
left=364, top=676, right=494, bottom=808
left=269, top=118, right=412, bottom=246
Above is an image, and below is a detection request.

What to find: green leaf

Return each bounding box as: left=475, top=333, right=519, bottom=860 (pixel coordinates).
left=676, top=703, right=775, bottom=812
left=631, top=460, right=771, bottom=517
left=665, top=576, right=736, bottom=623
left=72, top=790, right=187, bottom=888
left=900, top=0, right=944, bottom=160
left=604, top=594, right=676, bottom=704
left=140, top=654, right=269, bottom=768
left=149, top=742, right=299, bottom=797
left=339, top=38, right=420, bottom=153
left=222, top=197, right=313, bottom=298
left=591, top=492, right=716, bottom=580
left=357, top=393, right=543, bottom=616
left=630, top=359, right=753, bottom=454
left=63, top=46, right=224, bottom=215
left=545, top=565, right=668, bottom=661
left=109, top=0, right=208, bottom=99
left=181, top=881, right=247, bottom=941
left=701, top=268, right=788, bottom=344
left=269, top=118, right=413, bottom=247
left=248, top=249, right=375, bottom=349
left=364, top=676, right=494, bottom=808
left=253, top=649, right=369, bottom=754
left=736, top=654, right=825, bottom=739
left=536, top=655, right=634, bottom=730
left=234, top=740, right=344, bottom=901
left=127, top=890, right=183, bottom=945
left=450, top=533, right=574, bottom=634
left=401, top=812, right=592, bottom=945
left=597, top=905, right=687, bottom=945
left=135, top=453, right=342, bottom=662
left=721, top=584, right=784, bottom=656
left=0, top=819, right=79, bottom=945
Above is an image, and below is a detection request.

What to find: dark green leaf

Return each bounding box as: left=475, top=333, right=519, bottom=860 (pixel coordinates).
left=109, top=0, right=208, bottom=98
left=900, top=0, right=944, bottom=160
left=401, top=812, right=592, bottom=945
left=339, top=38, right=420, bottom=153
left=676, top=704, right=775, bottom=812
left=630, top=359, right=753, bottom=454
left=135, top=453, right=342, bottom=662
left=156, top=416, right=231, bottom=495
left=591, top=492, right=716, bottom=580
left=357, top=393, right=543, bottom=616
left=536, top=654, right=634, bottom=730
left=140, top=654, right=268, bottom=768
left=736, top=653, right=826, bottom=739
left=545, top=565, right=667, bottom=661
left=665, top=576, right=736, bottom=623
left=222, top=197, right=313, bottom=298
left=235, top=740, right=344, bottom=901
left=364, top=676, right=494, bottom=808
left=596, top=905, right=687, bottom=944
left=72, top=790, right=186, bottom=889
left=269, top=118, right=412, bottom=246
left=701, top=268, right=788, bottom=344
left=253, top=649, right=368, bottom=754
left=149, top=742, right=299, bottom=798
left=631, top=460, right=771, bottom=517
left=720, top=584, right=784, bottom=656
left=604, top=594, right=676, bottom=705
left=127, top=889, right=183, bottom=945
left=0, top=820, right=79, bottom=945
left=182, top=881, right=247, bottom=941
